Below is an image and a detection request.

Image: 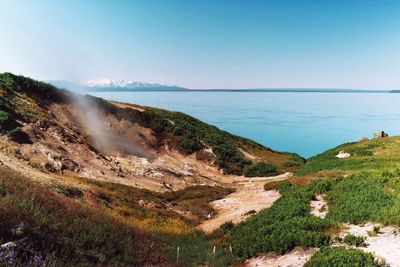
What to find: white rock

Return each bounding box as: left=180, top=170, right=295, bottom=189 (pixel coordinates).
left=335, top=151, right=351, bottom=159
left=1, top=242, right=17, bottom=249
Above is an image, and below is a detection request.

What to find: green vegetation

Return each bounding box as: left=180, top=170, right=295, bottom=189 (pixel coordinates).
left=226, top=169, right=400, bottom=259
left=283, top=153, right=306, bottom=167
left=227, top=179, right=335, bottom=258
left=0, top=73, right=60, bottom=124
left=82, top=97, right=303, bottom=175
left=244, top=162, right=279, bottom=177
left=76, top=177, right=234, bottom=266
left=0, top=110, right=10, bottom=128
left=342, top=234, right=366, bottom=247
left=296, top=137, right=400, bottom=176
left=367, top=226, right=381, bottom=237
left=305, top=247, right=377, bottom=267
left=325, top=171, right=396, bottom=224
left=163, top=232, right=233, bottom=267
left=143, top=108, right=255, bottom=174
left=80, top=177, right=234, bottom=224
left=7, top=126, right=22, bottom=138
left=264, top=180, right=286, bottom=191
left=6, top=127, right=31, bottom=143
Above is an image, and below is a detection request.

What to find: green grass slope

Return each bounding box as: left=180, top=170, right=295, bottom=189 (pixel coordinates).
left=222, top=137, right=400, bottom=264
left=296, top=136, right=400, bottom=177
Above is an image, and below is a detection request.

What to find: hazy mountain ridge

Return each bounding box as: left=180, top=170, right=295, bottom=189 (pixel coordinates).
left=49, top=79, right=392, bottom=93
left=48, top=79, right=188, bottom=92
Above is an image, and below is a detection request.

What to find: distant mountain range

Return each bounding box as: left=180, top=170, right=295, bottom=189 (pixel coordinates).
left=48, top=80, right=394, bottom=93
left=48, top=79, right=187, bottom=92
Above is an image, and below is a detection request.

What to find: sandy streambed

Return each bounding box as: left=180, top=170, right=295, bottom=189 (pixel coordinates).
left=198, top=172, right=291, bottom=234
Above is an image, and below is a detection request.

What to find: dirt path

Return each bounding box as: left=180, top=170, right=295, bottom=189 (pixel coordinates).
left=310, top=194, right=328, bottom=218
left=198, top=172, right=292, bottom=233
left=340, top=223, right=400, bottom=266
left=246, top=247, right=318, bottom=267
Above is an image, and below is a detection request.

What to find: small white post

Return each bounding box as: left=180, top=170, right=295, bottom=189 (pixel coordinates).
left=176, top=246, right=180, bottom=264
left=213, top=246, right=216, bottom=266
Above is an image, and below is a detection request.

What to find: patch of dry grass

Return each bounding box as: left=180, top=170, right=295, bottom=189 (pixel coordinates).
left=0, top=166, right=168, bottom=266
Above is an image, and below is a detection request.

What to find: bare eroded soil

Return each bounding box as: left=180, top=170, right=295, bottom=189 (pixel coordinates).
left=340, top=223, right=400, bottom=266
left=246, top=247, right=319, bottom=267
left=198, top=172, right=292, bottom=233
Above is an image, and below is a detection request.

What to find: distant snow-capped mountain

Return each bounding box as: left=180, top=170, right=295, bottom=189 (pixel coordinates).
left=48, top=79, right=187, bottom=92
left=83, top=79, right=184, bottom=89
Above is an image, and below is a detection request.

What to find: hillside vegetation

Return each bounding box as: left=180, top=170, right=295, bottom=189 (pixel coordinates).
left=91, top=96, right=303, bottom=175
left=0, top=166, right=161, bottom=266
left=295, top=136, right=400, bottom=177
left=0, top=163, right=240, bottom=266
left=305, top=247, right=377, bottom=267
left=221, top=136, right=400, bottom=265
left=226, top=169, right=400, bottom=258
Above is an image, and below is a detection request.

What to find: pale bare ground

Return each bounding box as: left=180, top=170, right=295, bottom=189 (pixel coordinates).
left=110, top=101, right=145, bottom=112
left=0, top=149, right=64, bottom=186
left=198, top=172, right=292, bottom=233
left=340, top=223, right=400, bottom=266
left=310, top=194, right=328, bottom=218
left=246, top=247, right=319, bottom=267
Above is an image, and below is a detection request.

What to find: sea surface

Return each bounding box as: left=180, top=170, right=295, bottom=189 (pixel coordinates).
left=89, top=91, right=400, bottom=158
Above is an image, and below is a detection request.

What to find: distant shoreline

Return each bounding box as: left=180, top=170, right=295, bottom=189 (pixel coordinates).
left=87, top=88, right=392, bottom=93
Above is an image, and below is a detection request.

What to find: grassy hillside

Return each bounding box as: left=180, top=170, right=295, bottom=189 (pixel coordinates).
left=0, top=164, right=239, bottom=266
left=226, top=179, right=334, bottom=259
left=0, top=72, right=304, bottom=176
left=0, top=166, right=162, bottom=266
left=90, top=96, right=303, bottom=175
left=226, top=168, right=400, bottom=258
left=221, top=137, right=400, bottom=264
left=295, top=136, right=400, bottom=177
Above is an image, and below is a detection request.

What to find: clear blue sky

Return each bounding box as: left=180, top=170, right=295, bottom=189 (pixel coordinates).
left=0, top=0, right=399, bottom=89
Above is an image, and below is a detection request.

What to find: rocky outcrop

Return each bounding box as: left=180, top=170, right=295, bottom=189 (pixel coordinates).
left=373, top=131, right=389, bottom=138
left=336, top=151, right=351, bottom=159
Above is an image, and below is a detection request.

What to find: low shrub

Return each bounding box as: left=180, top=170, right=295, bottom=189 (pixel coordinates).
left=0, top=110, right=10, bottom=128
left=219, top=221, right=235, bottom=234
left=264, top=180, right=286, bottom=191
left=162, top=231, right=233, bottom=267
left=343, top=234, right=366, bottom=247
left=367, top=226, right=381, bottom=237
left=305, top=246, right=377, bottom=267
left=325, top=172, right=394, bottom=224
left=244, top=162, right=279, bottom=177
left=283, top=153, right=306, bottom=167
left=227, top=179, right=334, bottom=258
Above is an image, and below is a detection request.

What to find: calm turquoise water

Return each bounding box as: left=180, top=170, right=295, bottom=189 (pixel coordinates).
left=89, top=91, right=400, bottom=158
